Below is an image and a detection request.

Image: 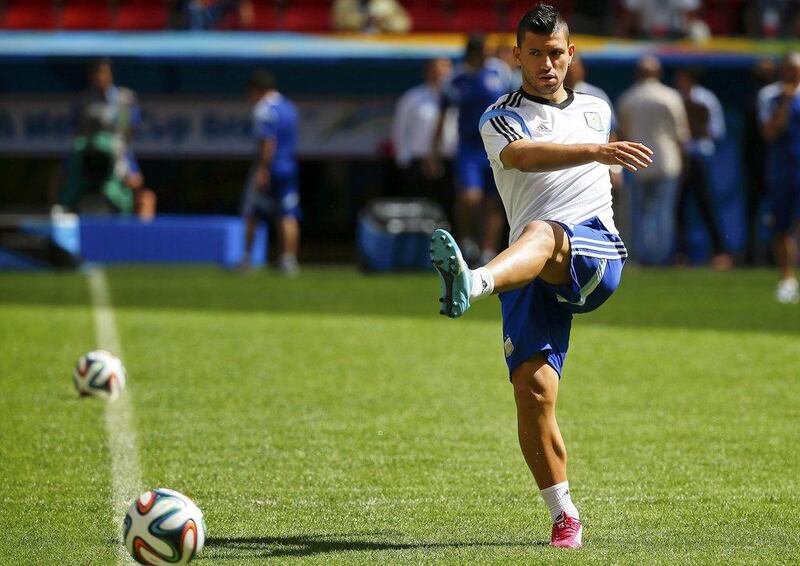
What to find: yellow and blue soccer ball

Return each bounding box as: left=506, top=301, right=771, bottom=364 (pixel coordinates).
left=123, top=488, right=206, bottom=565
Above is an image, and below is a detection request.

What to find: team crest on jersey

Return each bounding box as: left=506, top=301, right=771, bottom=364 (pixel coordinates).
left=531, top=116, right=552, bottom=134
left=584, top=112, right=604, bottom=132
left=504, top=335, right=514, bottom=358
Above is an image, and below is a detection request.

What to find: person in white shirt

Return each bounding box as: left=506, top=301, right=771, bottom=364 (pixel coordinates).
left=618, top=0, right=708, bottom=39
left=618, top=56, right=690, bottom=265
left=392, top=58, right=457, bottom=206
left=428, top=3, right=653, bottom=550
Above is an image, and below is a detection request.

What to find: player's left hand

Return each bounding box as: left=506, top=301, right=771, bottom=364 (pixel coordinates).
left=596, top=141, right=654, bottom=173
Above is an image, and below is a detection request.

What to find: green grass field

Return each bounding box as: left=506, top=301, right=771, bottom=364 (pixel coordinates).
left=1, top=267, right=799, bottom=565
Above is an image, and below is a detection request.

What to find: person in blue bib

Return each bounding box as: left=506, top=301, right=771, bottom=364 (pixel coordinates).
left=240, top=70, right=301, bottom=274
left=430, top=35, right=512, bottom=266
left=760, top=53, right=800, bottom=303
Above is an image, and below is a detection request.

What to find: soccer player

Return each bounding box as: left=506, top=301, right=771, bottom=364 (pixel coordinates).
left=673, top=67, right=732, bottom=269
left=59, top=58, right=156, bottom=220
left=430, top=35, right=511, bottom=266
left=429, top=4, right=653, bottom=548
left=760, top=52, right=800, bottom=304
left=240, top=70, right=300, bottom=274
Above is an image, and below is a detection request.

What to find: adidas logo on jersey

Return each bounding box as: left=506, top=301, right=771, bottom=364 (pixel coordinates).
left=531, top=116, right=552, bottom=134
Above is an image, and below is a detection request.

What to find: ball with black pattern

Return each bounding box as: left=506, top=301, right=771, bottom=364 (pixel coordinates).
left=123, top=488, right=206, bottom=565
left=73, top=350, right=126, bottom=401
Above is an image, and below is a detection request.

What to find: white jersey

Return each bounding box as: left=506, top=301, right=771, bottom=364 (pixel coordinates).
left=480, top=88, right=616, bottom=244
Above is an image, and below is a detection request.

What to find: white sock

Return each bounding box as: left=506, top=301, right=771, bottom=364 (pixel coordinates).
left=469, top=267, right=494, bottom=301
left=540, top=481, right=579, bottom=522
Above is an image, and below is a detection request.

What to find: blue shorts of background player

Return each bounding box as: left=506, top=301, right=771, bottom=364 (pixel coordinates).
left=769, top=163, right=800, bottom=233
left=124, top=150, right=141, bottom=177
left=241, top=167, right=302, bottom=221
left=456, top=144, right=499, bottom=195
left=499, top=217, right=626, bottom=378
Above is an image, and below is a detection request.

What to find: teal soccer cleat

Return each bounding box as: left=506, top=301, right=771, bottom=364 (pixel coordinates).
left=430, top=229, right=472, bottom=318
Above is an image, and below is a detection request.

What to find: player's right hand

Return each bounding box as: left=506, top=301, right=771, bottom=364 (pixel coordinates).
left=595, top=141, right=654, bottom=173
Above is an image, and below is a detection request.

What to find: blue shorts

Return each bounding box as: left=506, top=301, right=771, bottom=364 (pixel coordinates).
left=455, top=145, right=497, bottom=195
left=769, top=164, right=800, bottom=233
left=124, top=151, right=141, bottom=177
left=499, top=217, right=626, bottom=378
left=241, top=167, right=301, bottom=220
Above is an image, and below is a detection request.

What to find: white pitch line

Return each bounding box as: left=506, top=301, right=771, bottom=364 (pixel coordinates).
left=88, top=267, right=142, bottom=563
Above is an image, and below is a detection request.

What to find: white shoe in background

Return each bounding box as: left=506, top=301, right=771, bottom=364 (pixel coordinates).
left=776, top=277, right=800, bottom=304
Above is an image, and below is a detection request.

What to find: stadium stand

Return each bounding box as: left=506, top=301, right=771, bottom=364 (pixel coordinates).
left=251, top=0, right=278, bottom=30
left=0, top=0, right=771, bottom=35
left=699, top=0, right=742, bottom=36
left=3, top=0, right=57, bottom=30
left=115, top=0, right=169, bottom=31
left=61, top=1, right=114, bottom=31
left=281, top=0, right=330, bottom=32
left=403, top=0, right=447, bottom=32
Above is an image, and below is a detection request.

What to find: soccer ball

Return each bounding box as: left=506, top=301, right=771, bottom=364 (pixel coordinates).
left=123, top=488, right=206, bottom=565
left=73, top=350, right=126, bottom=401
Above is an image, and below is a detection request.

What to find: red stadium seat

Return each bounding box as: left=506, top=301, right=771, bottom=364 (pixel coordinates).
left=280, top=1, right=330, bottom=32
left=62, top=1, right=114, bottom=30
left=115, top=0, right=168, bottom=31
left=700, top=0, right=742, bottom=36
left=450, top=1, right=501, bottom=32
left=251, top=0, right=278, bottom=30
left=3, top=0, right=57, bottom=30
left=404, top=0, right=447, bottom=32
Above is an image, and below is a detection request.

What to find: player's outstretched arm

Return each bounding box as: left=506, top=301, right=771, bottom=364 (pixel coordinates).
left=500, top=139, right=653, bottom=173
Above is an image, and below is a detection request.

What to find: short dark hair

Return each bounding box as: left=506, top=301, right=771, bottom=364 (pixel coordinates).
left=516, top=3, right=569, bottom=47
left=465, top=34, right=486, bottom=59
left=679, top=66, right=705, bottom=85
left=249, top=69, right=276, bottom=92
left=88, top=57, right=112, bottom=76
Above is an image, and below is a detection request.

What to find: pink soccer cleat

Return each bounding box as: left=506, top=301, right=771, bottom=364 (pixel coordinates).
left=550, top=513, right=583, bottom=549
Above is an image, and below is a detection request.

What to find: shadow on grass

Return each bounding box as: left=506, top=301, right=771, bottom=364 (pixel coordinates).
left=204, top=532, right=546, bottom=559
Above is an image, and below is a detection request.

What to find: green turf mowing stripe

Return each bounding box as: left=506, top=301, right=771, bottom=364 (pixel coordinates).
left=0, top=273, right=118, bottom=564
left=3, top=267, right=799, bottom=565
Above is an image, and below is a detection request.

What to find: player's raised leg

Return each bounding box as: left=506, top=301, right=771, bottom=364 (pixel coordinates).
left=430, top=220, right=570, bottom=318
left=512, top=354, right=582, bottom=548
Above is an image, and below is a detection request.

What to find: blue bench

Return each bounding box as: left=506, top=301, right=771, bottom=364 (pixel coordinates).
left=0, top=214, right=268, bottom=270
left=79, top=215, right=268, bottom=268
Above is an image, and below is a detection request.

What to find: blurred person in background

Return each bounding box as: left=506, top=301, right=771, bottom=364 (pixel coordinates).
left=494, top=44, right=523, bottom=90
left=429, top=34, right=511, bottom=265
left=391, top=58, right=457, bottom=210
left=565, top=54, right=625, bottom=225
left=174, top=0, right=254, bottom=30
left=240, top=70, right=300, bottom=275
left=759, top=52, right=800, bottom=303
left=673, top=67, right=732, bottom=269
left=332, top=0, right=410, bottom=33
left=618, top=0, right=709, bottom=40
left=618, top=56, right=690, bottom=265
left=569, top=0, right=614, bottom=35
left=57, top=58, right=156, bottom=220
left=745, top=0, right=800, bottom=37
left=742, top=58, right=778, bottom=265
left=565, top=54, right=613, bottom=109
